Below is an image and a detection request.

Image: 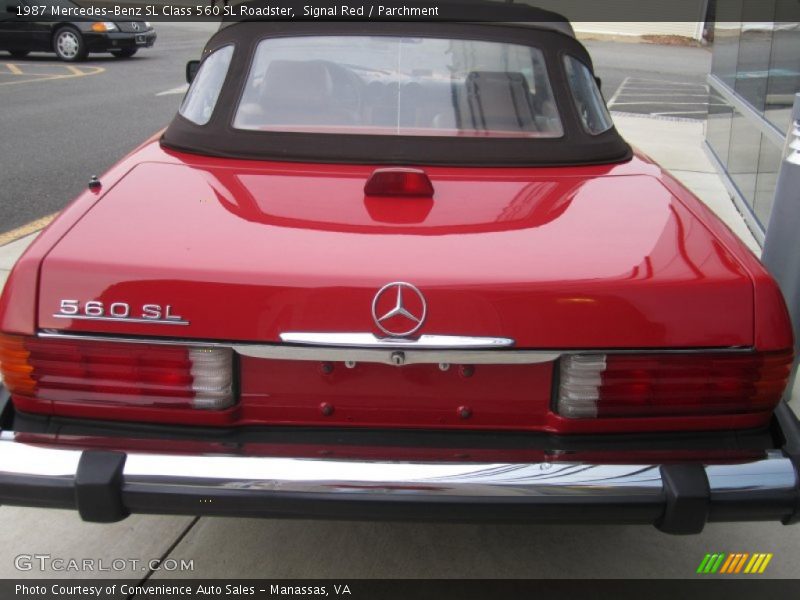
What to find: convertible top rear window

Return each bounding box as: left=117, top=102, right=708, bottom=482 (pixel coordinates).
left=161, top=21, right=631, bottom=167
left=233, top=37, right=563, bottom=139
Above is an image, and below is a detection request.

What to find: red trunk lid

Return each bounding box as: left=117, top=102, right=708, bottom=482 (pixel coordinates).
left=38, top=159, right=754, bottom=348
left=34, top=157, right=755, bottom=431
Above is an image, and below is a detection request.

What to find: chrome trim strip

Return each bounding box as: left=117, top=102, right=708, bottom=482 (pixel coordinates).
left=0, top=433, right=795, bottom=501
left=123, top=456, right=664, bottom=497
left=706, top=452, right=798, bottom=493
left=0, top=436, right=81, bottom=477
left=52, top=315, right=190, bottom=326
left=38, top=331, right=557, bottom=365
left=279, top=332, right=514, bottom=348
left=36, top=331, right=755, bottom=367
left=38, top=331, right=232, bottom=347
left=233, top=345, right=560, bottom=366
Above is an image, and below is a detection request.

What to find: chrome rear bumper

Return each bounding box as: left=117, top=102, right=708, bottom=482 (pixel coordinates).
left=1, top=403, right=799, bottom=534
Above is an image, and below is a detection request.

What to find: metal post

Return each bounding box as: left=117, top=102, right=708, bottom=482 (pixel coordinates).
left=761, top=93, right=800, bottom=403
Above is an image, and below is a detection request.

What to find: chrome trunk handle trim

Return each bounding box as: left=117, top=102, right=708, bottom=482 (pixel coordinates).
left=279, top=332, right=514, bottom=348
left=233, top=345, right=560, bottom=366
left=268, top=332, right=542, bottom=365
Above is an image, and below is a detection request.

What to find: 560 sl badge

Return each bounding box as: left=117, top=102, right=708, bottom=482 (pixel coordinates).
left=53, top=300, right=189, bottom=326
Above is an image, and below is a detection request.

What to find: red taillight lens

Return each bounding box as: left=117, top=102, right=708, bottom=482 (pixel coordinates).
left=364, top=168, right=435, bottom=197
left=0, top=334, right=234, bottom=410
left=557, top=350, right=793, bottom=419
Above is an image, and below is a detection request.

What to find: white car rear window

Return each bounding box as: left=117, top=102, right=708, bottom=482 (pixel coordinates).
left=233, top=36, right=563, bottom=138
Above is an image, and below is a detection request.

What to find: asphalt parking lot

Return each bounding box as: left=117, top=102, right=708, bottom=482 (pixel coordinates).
left=608, top=77, right=717, bottom=119
left=0, top=21, right=209, bottom=235
left=1, top=23, right=798, bottom=582
left=586, top=39, right=712, bottom=119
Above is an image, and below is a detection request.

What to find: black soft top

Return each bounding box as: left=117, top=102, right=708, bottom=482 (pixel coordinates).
left=161, top=19, right=632, bottom=167
left=220, top=1, right=578, bottom=38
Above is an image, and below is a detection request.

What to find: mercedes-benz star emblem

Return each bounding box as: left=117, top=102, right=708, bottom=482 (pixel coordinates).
left=132, top=23, right=139, bottom=31
left=372, top=282, right=427, bottom=338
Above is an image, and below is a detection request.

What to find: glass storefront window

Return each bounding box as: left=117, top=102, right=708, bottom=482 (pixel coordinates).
left=754, top=133, right=783, bottom=226
left=710, top=1, right=743, bottom=89
left=726, top=109, right=762, bottom=206
left=764, top=0, right=800, bottom=132
left=707, top=0, right=799, bottom=235
left=734, top=0, right=777, bottom=115
left=706, top=91, right=734, bottom=169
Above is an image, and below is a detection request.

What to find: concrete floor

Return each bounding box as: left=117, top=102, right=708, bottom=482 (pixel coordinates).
left=0, top=62, right=797, bottom=582
left=149, top=518, right=798, bottom=579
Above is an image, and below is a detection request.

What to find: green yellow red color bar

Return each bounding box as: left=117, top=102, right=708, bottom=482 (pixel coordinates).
left=697, top=553, right=773, bottom=574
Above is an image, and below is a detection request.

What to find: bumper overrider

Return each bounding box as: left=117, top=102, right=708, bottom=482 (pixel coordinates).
left=0, top=387, right=798, bottom=535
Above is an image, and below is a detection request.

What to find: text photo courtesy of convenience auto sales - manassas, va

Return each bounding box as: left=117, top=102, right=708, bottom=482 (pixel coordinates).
left=1, top=0, right=800, bottom=598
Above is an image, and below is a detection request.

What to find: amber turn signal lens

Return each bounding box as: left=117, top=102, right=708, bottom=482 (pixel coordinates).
left=0, top=333, right=36, bottom=395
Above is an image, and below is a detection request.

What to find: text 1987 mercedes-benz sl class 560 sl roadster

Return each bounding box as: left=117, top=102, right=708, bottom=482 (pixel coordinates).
left=1, top=8, right=798, bottom=534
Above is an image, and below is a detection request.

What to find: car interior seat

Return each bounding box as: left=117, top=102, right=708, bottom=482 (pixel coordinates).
left=464, top=71, right=539, bottom=132
left=246, top=60, right=357, bottom=128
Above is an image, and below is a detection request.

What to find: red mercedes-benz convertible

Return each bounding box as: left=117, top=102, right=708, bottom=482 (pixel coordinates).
left=1, top=11, right=798, bottom=534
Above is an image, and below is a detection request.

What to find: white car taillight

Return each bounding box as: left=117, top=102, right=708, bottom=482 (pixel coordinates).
left=556, top=354, right=606, bottom=418
left=0, top=334, right=235, bottom=411
left=557, top=351, right=793, bottom=419
left=188, top=347, right=234, bottom=409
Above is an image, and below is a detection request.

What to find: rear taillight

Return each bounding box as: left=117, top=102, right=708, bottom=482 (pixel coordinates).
left=0, top=334, right=234, bottom=410
left=557, top=350, right=793, bottom=419
left=364, top=168, right=435, bottom=197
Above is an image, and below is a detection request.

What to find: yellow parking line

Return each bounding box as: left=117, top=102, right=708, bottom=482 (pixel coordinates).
left=0, top=64, right=104, bottom=86
left=78, top=66, right=105, bottom=76
left=0, top=213, right=58, bottom=247
left=0, top=75, right=64, bottom=86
